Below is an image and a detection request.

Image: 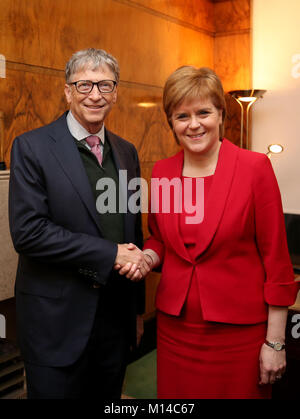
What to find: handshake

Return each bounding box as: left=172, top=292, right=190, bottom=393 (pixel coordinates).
left=114, top=243, right=158, bottom=282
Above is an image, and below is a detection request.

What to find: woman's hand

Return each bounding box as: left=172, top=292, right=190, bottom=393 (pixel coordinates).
left=259, top=343, right=286, bottom=385
left=114, top=243, right=152, bottom=281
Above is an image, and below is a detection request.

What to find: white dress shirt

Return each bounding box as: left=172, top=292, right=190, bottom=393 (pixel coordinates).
left=66, top=110, right=105, bottom=154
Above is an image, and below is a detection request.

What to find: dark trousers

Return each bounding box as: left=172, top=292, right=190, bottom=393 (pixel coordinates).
left=24, top=302, right=130, bottom=399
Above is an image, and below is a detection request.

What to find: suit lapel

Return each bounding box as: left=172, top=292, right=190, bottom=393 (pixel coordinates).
left=106, top=129, right=127, bottom=172
left=48, top=113, right=103, bottom=234
left=159, top=150, right=192, bottom=263
left=194, top=139, right=239, bottom=259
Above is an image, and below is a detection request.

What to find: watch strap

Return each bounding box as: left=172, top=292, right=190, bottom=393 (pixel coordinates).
left=265, top=340, right=285, bottom=351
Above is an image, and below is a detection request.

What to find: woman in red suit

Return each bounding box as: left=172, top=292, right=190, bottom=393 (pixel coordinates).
left=120, top=66, right=299, bottom=398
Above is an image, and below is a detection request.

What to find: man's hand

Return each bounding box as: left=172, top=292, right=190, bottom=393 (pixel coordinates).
left=114, top=243, right=151, bottom=281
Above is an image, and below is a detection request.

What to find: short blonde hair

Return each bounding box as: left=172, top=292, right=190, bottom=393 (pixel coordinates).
left=163, top=66, right=226, bottom=141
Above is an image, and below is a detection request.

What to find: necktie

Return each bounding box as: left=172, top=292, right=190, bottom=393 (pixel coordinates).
left=86, top=135, right=102, bottom=166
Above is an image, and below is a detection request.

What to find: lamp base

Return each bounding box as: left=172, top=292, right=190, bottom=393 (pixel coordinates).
left=0, top=161, right=7, bottom=170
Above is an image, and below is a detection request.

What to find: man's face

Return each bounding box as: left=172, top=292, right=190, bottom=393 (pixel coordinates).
left=64, top=64, right=117, bottom=133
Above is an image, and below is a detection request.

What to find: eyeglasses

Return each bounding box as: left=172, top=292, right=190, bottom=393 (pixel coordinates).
left=69, top=80, right=117, bottom=94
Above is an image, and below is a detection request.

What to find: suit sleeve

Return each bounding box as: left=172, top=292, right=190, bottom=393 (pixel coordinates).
left=9, top=135, right=117, bottom=286
left=253, top=155, right=299, bottom=305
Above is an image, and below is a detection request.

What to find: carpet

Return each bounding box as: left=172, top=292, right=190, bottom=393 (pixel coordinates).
left=123, top=349, right=157, bottom=399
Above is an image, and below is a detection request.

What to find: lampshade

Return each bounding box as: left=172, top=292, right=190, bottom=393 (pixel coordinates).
left=228, top=89, right=266, bottom=102
left=267, top=144, right=284, bottom=158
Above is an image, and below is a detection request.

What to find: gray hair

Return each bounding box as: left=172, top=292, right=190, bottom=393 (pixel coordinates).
left=65, top=48, right=120, bottom=84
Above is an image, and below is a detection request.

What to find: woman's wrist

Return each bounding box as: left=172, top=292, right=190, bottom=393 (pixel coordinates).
left=264, top=305, right=288, bottom=350
left=144, top=252, right=154, bottom=267
left=143, top=249, right=160, bottom=269
left=264, top=340, right=286, bottom=351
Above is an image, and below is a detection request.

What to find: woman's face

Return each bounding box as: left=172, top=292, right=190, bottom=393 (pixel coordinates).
left=170, top=96, right=222, bottom=157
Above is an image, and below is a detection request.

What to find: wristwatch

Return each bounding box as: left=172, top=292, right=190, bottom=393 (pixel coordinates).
left=265, top=340, right=286, bottom=351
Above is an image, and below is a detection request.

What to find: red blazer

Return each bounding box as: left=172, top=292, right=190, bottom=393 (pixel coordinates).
left=144, top=139, right=299, bottom=324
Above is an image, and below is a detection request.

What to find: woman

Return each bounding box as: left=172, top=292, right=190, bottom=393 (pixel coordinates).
left=120, top=66, right=299, bottom=398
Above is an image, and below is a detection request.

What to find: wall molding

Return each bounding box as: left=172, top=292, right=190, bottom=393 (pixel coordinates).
left=6, top=60, right=164, bottom=90
left=113, top=0, right=250, bottom=38
left=6, top=61, right=65, bottom=78
left=215, top=28, right=251, bottom=37
left=113, top=0, right=215, bottom=37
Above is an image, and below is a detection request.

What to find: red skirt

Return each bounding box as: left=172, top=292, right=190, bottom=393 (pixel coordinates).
left=156, top=273, right=271, bottom=399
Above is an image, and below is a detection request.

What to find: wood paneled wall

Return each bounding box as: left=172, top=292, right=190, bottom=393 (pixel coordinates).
left=0, top=0, right=251, bottom=318
left=213, top=0, right=252, bottom=147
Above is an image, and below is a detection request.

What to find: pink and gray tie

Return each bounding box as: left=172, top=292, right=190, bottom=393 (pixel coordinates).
left=85, top=135, right=103, bottom=166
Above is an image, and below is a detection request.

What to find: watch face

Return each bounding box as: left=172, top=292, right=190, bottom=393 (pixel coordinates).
left=274, top=342, right=283, bottom=351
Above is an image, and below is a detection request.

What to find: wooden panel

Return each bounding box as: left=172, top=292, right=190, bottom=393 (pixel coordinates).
left=128, top=0, right=215, bottom=33
left=214, top=32, right=251, bottom=92
left=214, top=0, right=251, bottom=33
left=213, top=0, right=252, bottom=148
left=0, top=68, right=179, bottom=167
left=0, top=68, right=66, bottom=166
left=224, top=94, right=244, bottom=147
left=144, top=272, right=160, bottom=320
left=214, top=0, right=251, bottom=92
left=106, top=85, right=179, bottom=163
left=0, top=0, right=214, bottom=88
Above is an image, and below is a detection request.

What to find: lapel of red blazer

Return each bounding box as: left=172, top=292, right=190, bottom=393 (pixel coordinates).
left=157, top=150, right=192, bottom=263
left=194, top=138, right=239, bottom=259
left=159, top=139, right=239, bottom=261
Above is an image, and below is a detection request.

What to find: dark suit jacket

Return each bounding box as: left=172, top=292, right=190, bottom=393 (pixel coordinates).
left=144, top=139, right=299, bottom=324
left=9, top=112, right=144, bottom=367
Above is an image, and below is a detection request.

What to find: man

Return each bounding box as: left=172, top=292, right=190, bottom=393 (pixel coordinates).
left=9, top=48, right=150, bottom=399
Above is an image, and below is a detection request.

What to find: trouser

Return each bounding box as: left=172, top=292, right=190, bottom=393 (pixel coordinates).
left=24, top=306, right=130, bottom=399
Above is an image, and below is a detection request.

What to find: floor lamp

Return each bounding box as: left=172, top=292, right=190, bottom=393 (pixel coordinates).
left=228, top=89, right=266, bottom=149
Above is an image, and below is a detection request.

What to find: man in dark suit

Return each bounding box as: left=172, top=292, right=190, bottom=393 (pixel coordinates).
left=9, top=48, right=150, bottom=399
